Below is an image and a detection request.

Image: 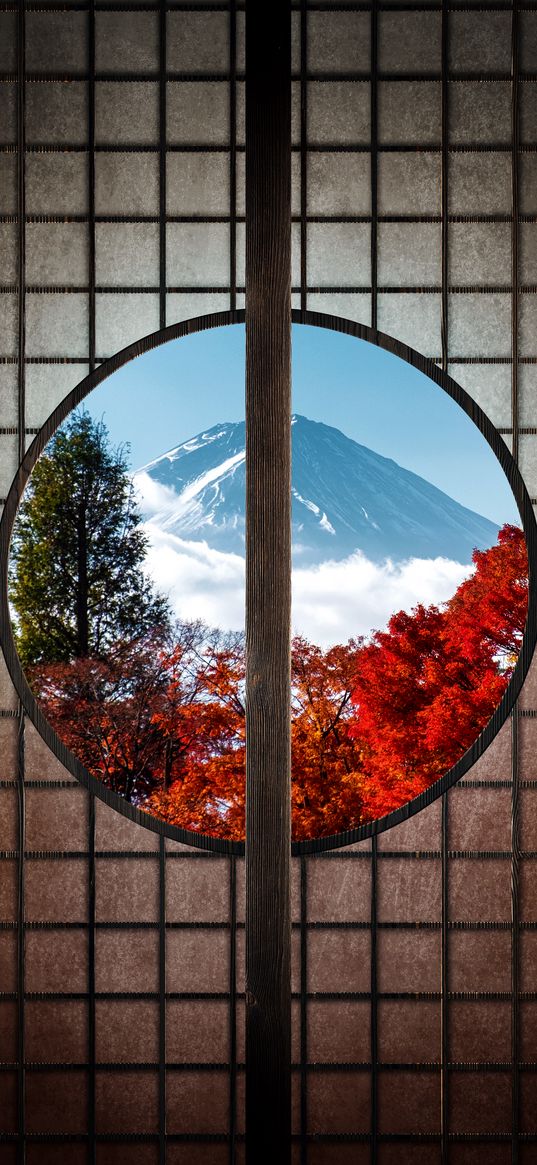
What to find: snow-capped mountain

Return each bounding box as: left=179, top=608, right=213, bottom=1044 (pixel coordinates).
left=133, top=415, right=499, bottom=566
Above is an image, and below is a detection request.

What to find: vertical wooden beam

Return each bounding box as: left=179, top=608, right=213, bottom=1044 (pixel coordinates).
left=229, top=856, right=238, bottom=1164
left=370, top=0, right=378, bottom=335
left=87, top=7, right=96, bottom=1163
left=370, top=8, right=379, bottom=1159
left=245, top=2, right=292, bottom=1162
left=511, top=4, right=521, bottom=1162
left=440, top=6, right=450, bottom=1164
left=229, top=0, right=237, bottom=312
left=158, top=836, right=167, bottom=1163
left=158, top=9, right=168, bottom=1154
left=16, top=5, right=26, bottom=1162
left=159, top=0, right=167, bottom=333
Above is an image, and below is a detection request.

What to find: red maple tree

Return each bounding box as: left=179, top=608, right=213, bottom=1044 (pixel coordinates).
left=348, top=524, right=528, bottom=822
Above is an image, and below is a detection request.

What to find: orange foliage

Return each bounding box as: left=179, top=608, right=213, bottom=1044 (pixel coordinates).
left=148, top=637, right=246, bottom=839
left=291, top=636, right=363, bottom=840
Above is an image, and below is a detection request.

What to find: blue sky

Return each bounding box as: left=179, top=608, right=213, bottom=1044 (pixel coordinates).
left=87, top=322, right=518, bottom=526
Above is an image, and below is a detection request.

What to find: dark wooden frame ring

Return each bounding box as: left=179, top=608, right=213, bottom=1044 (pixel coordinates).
left=1, top=307, right=536, bottom=857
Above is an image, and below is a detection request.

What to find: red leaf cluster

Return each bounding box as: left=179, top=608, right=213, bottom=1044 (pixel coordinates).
left=349, top=524, right=528, bottom=822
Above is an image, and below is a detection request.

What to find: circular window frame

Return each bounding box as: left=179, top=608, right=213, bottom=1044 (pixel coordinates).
left=1, top=307, right=536, bottom=856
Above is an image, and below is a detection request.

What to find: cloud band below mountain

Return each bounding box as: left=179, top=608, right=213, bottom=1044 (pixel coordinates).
left=141, top=520, right=472, bottom=648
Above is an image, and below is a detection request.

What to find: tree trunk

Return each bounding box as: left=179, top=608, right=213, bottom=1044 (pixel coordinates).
left=76, top=501, right=89, bottom=657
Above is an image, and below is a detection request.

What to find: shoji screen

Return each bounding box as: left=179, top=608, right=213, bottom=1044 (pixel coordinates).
left=1, top=4, right=536, bottom=1162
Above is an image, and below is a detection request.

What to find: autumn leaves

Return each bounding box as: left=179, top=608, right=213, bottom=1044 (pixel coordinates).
left=26, top=525, right=528, bottom=841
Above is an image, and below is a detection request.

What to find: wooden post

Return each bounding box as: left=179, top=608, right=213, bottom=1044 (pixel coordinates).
left=245, top=2, right=292, bottom=1161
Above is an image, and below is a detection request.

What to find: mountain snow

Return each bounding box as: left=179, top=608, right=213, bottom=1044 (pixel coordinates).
left=133, top=414, right=499, bottom=567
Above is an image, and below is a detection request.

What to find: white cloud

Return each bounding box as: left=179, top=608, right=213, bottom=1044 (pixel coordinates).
left=133, top=472, right=179, bottom=520
left=141, top=523, right=246, bottom=630
left=141, top=523, right=473, bottom=648
left=292, top=552, right=471, bottom=646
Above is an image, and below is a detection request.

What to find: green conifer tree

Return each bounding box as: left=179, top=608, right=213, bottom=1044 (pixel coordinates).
left=10, top=410, right=170, bottom=668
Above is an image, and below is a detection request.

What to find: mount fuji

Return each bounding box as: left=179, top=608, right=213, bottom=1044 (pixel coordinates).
left=133, top=415, right=499, bottom=567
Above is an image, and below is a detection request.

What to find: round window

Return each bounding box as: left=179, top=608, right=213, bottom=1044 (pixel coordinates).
left=1, top=312, right=535, bottom=854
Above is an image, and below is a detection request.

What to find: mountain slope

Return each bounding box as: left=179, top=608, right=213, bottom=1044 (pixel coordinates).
left=133, top=415, right=499, bottom=565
